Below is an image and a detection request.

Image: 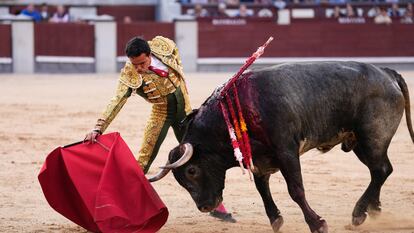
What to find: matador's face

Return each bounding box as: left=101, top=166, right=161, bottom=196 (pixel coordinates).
left=129, top=53, right=151, bottom=74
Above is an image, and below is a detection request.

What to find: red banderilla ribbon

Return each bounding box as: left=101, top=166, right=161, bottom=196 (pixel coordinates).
left=220, top=36, right=274, bottom=98
left=220, top=37, right=274, bottom=178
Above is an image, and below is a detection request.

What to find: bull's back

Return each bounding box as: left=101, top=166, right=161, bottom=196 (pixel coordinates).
left=241, top=61, right=404, bottom=141
left=250, top=61, right=401, bottom=110
left=252, top=61, right=394, bottom=98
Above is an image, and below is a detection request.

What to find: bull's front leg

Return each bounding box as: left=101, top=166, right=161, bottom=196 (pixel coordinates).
left=254, top=173, right=284, bottom=232
left=278, top=151, right=328, bottom=233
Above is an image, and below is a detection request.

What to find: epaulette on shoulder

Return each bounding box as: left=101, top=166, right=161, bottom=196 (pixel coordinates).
left=148, top=36, right=176, bottom=57
left=119, top=62, right=142, bottom=89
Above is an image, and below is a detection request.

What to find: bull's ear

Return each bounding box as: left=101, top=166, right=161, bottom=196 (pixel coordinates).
left=179, top=109, right=199, bottom=129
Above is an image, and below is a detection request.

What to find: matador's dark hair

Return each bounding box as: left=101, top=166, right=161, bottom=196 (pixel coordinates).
left=125, top=36, right=150, bottom=57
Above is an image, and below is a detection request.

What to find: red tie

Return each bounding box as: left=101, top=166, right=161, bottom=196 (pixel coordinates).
left=148, top=66, right=169, bottom=77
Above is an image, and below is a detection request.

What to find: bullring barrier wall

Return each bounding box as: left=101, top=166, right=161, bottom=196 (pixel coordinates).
left=0, top=19, right=413, bottom=73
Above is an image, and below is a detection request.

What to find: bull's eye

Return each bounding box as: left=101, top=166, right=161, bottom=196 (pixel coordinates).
left=188, top=167, right=196, bottom=175
left=186, top=166, right=198, bottom=179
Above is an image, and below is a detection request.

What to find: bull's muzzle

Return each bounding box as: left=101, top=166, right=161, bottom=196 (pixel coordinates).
left=197, top=197, right=223, bottom=213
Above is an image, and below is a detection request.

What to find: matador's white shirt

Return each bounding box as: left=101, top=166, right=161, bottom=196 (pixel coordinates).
left=150, top=55, right=168, bottom=72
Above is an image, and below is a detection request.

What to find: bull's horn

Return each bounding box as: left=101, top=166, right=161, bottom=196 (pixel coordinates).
left=148, top=161, right=171, bottom=182
left=160, top=143, right=193, bottom=169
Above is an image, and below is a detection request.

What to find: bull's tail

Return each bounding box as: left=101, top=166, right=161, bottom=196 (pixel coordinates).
left=382, top=67, right=414, bottom=143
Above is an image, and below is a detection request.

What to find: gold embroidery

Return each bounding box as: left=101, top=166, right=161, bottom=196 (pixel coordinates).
left=148, top=92, right=161, bottom=99
left=180, top=80, right=192, bottom=115
left=119, top=62, right=142, bottom=89
left=137, top=103, right=168, bottom=169
left=148, top=36, right=184, bottom=78
left=147, top=36, right=189, bottom=113
left=99, top=81, right=130, bottom=132
left=143, top=87, right=157, bottom=93
left=141, top=72, right=179, bottom=101
left=148, top=36, right=174, bottom=56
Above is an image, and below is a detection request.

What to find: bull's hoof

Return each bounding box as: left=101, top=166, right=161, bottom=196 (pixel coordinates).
left=368, top=209, right=381, bottom=219
left=352, top=213, right=367, bottom=226
left=271, top=216, right=284, bottom=233
left=312, top=220, right=328, bottom=233
left=367, top=205, right=381, bottom=218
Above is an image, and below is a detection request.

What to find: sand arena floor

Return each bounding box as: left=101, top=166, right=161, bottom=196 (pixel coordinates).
left=0, top=70, right=414, bottom=233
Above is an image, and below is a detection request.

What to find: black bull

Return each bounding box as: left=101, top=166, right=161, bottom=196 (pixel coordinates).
left=149, top=61, right=414, bottom=233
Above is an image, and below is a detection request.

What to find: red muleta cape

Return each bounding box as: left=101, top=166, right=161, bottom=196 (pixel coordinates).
left=38, top=132, right=168, bottom=233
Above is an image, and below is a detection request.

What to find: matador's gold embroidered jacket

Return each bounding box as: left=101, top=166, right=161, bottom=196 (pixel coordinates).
left=94, top=36, right=192, bottom=133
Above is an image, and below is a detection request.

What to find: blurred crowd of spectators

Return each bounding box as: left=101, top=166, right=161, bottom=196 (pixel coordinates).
left=3, top=1, right=413, bottom=25
left=181, top=0, right=412, bottom=5
left=188, top=2, right=277, bottom=18
left=184, top=0, right=413, bottom=24
left=327, top=2, right=413, bottom=24
left=16, top=3, right=70, bottom=23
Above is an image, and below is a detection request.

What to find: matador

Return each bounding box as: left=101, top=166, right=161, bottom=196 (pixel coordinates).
left=85, top=36, right=236, bottom=222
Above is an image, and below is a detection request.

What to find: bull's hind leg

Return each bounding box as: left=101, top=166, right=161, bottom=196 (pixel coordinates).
left=351, top=143, right=393, bottom=225
left=254, top=174, right=284, bottom=232
left=278, top=151, right=328, bottom=233
left=351, top=92, right=403, bottom=225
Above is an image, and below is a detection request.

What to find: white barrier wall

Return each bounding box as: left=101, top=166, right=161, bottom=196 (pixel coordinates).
left=157, top=0, right=181, bottom=22
left=12, top=20, right=34, bottom=73
left=95, top=21, right=117, bottom=73
left=175, top=20, right=197, bottom=73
